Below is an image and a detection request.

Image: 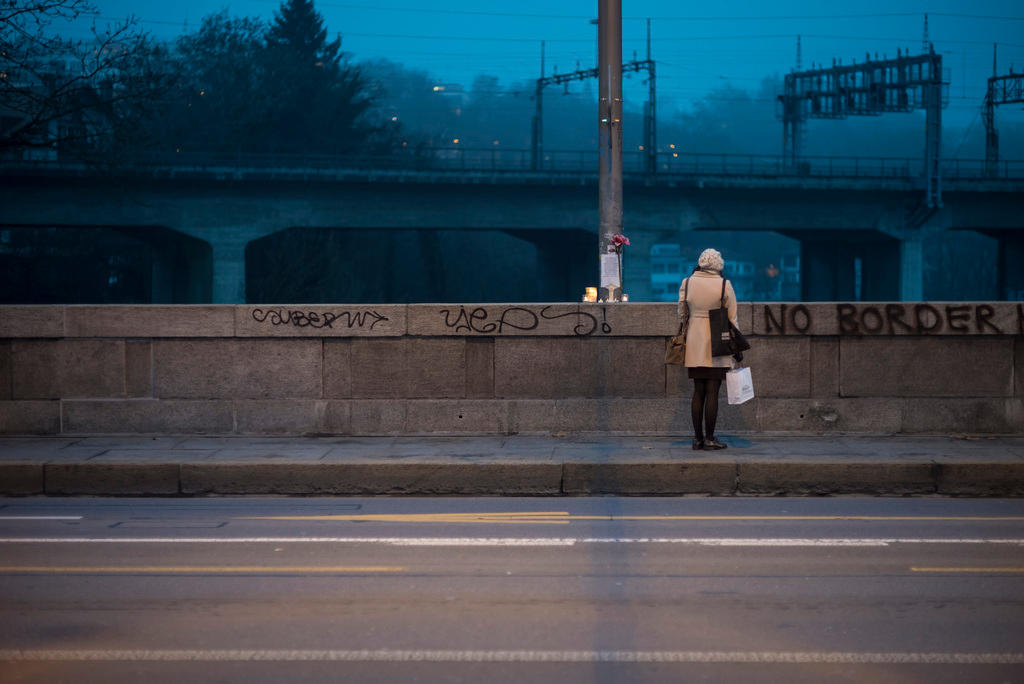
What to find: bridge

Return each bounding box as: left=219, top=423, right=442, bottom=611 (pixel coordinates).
left=3, top=149, right=1023, bottom=304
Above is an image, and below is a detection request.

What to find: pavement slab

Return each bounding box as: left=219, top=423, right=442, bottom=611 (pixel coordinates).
left=0, top=434, right=1021, bottom=497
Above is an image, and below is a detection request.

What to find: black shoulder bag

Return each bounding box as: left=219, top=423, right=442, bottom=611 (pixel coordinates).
left=708, top=277, right=751, bottom=357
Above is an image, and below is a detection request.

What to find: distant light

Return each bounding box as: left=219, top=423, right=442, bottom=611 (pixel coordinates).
left=669, top=143, right=675, bottom=149
left=433, top=85, right=444, bottom=92
left=391, top=116, right=398, bottom=121
left=493, top=140, right=500, bottom=145
left=453, top=138, right=460, bottom=144
left=672, top=152, right=678, bottom=158
left=199, top=89, right=205, bottom=96
left=638, top=145, right=644, bottom=150
left=402, top=141, right=408, bottom=146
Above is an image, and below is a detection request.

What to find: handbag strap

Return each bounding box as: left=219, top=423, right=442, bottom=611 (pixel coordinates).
left=719, top=276, right=727, bottom=305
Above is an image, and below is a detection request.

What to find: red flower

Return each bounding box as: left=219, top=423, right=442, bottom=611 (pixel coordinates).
left=612, top=234, right=630, bottom=247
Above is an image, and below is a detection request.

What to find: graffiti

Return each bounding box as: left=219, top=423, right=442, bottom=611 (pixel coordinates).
left=764, top=304, right=811, bottom=334
left=439, top=306, right=607, bottom=336
left=761, top=303, right=1018, bottom=335
left=836, top=303, right=1002, bottom=335
left=251, top=308, right=389, bottom=330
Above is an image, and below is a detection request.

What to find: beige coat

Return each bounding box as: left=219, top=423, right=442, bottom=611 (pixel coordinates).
left=677, top=270, right=739, bottom=368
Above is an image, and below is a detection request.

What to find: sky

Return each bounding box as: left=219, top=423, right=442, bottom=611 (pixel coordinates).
left=67, top=0, right=1024, bottom=139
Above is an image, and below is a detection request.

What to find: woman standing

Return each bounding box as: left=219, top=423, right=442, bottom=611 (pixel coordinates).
left=678, top=248, right=741, bottom=450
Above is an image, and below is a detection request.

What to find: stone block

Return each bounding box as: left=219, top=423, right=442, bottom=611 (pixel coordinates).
left=810, top=337, right=840, bottom=397
left=640, top=303, right=681, bottom=337
left=840, top=337, right=1013, bottom=397
left=349, top=399, right=407, bottom=434
left=508, top=400, right=558, bottom=433
left=553, top=398, right=697, bottom=434
left=580, top=303, right=644, bottom=336
left=1016, top=338, right=1024, bottom=398
left=753, top=302, right=835, bottom=336
left=236, top=305, right=406, bottom=337
left=900, top=398, right=1023, bottom=434
left=65, top=305, right=234, bottom=338
left=181, top=462, right=562, bottom=495
left=0, top=341, right=10, bottom=400
left=562, top=462, right=736, bottom=495
left=465, top=338, right=494, bottom=398
left=349, top=338, right=407, bottom=398
left=579, top=337, right=666, bottom=397
left=0, top=401, right=61, bottom=434
left=62, top=400, right=234, bottom=434
left=125, top=340, right=152, bottom=398
left=12, top=340, right=125, bottom=399
left=323, top=340, right=351, bottom=398
left=409, top=304, right=585, bottom=336
left=741, top=337, right=810, bottom=398
left=322, top=401, right=351, bottom=434
left=406, top=338, right=466, bottom=398
left=0, top=306, right=63, bottom=338
left=405, top=399, right=508, bottom=434
left=936, top=463, right=1024, bottom=496
left=153, top=339, right=321, bottom=399
left=0, top=463, right=44, bottom=494
left=755, top=398, right=901, bottom=433
left=738, top=462, right=935, bottom=495
left=234, top=400, right=328, bottom=434
left=494, top=337, right=584, bottom=398
left=46, top=462, right=180, bottom=495
left=735, top=302, right=753, bottom=336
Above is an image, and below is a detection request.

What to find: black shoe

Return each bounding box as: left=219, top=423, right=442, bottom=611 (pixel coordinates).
left=704, top=437, right=728, bottom=450
left=692, top=438, right=705, bottom=450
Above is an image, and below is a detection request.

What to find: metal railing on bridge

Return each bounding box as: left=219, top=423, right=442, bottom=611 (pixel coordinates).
left=4, top=147, right=1023, bottom=180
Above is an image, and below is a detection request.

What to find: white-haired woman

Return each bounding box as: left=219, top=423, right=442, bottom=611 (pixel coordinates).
left=678, top=248, right=742, bottom=450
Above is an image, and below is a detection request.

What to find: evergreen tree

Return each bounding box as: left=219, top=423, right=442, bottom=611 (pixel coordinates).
left=263, top=0, right=376, bottom=154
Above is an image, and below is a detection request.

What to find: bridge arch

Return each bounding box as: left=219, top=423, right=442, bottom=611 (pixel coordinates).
left=0, top=224, right=211, bottom=304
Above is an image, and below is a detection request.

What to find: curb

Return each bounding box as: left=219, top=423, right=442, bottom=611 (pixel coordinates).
left=2, top=461, right=1023, bottom=497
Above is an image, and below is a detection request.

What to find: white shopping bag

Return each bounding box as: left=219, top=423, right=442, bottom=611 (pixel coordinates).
left=726, top=366, right=754, bottom=405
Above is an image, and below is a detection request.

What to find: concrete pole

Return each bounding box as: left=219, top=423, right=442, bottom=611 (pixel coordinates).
left=598, top=0, right=623, bottom=297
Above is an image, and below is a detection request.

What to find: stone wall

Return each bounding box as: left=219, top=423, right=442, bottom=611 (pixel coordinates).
left=1, top=303, right=1022, bottom=435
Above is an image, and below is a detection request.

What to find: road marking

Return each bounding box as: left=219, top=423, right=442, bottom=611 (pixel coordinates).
left=0, top=516, right=83, bottom=520
left=241, top=512, right=574, bottom=525
left=911, top=567, right=1024, bottom=573
left=0, top=649, right=1022, bottom=664
left=0, top=566, right=406, bottom=574
left=241, top=513, right=1024, bottom=524
left=1, top=537, right=1023, bottom=547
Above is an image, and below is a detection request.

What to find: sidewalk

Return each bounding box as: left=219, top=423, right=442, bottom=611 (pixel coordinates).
left=1, top=434, right=1023, bottom=497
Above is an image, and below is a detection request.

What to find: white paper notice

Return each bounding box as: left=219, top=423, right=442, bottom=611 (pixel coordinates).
left=601, top=254, right=620, bottom=288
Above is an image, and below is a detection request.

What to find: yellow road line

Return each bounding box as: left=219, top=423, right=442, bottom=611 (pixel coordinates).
left=911, top=567, right=1024, bottom=573
left=240, top=513, right=1024, bottom=524
left=0, top=566, right=406, bottom=574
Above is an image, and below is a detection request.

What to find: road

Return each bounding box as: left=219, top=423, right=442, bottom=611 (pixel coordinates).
left=1, top=496, right=1023, bottom=683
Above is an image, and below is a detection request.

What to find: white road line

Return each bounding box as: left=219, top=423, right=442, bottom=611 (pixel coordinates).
left=0, top=516, right=83, bottom=520
left=1, top=649, right=1022, bottom=664
left=0, top=537, right=1023, bottom=547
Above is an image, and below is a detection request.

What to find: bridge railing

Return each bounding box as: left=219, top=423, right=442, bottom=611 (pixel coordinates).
left=3, top=147, right=1022, bottom=179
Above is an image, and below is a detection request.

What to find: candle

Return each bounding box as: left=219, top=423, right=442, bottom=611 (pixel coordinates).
left=584, top=287, right=598, bottom=303
left=621, top=293, right=629, bottom=302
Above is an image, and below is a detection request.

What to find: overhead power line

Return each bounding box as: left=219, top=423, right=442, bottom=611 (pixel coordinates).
left=231, top=2, right=1024, bottom=23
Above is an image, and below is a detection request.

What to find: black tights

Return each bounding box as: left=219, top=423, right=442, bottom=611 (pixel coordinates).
left=691, top=378, right=722, bottom=441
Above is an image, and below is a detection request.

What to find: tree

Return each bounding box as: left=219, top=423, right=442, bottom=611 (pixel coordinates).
left=262, top=0, right=378, bottom=154
left=0, top=0, right=168, bottom=158
left=159, top=11, right=271, bottom=155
